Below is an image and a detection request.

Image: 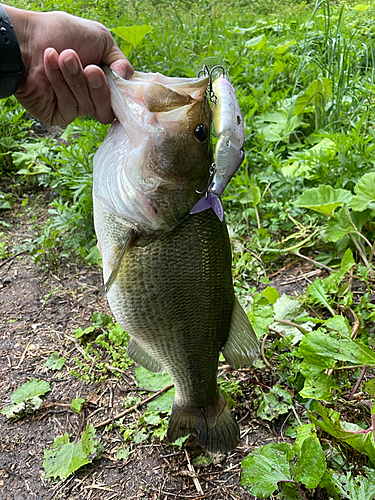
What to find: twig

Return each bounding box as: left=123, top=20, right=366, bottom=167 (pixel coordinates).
left=278, top=268, right=322, bottom=286
left=0, top=250, right=27, bottom=269
left=14, top=340, right=30, bottom=369
left=185, top=449, right=204, bottom=495
left=348, top=308, right=360, bottom=340
left=261, top=334, right=272, bottom=368
left=240, top=377, right=272, bottom=390
left=350, top=234, right=370, bottom=269
left=274, top=318, right=310, bottom=333
left=104, top=365, right=128, bottom=375
left=292, top=406, right=303, bottom=426
left=348, top=366, right=368, bottom=401
left=94, top=383, right=174, bottom=429
left=293, top=250, right=334, bottom=272
left=268, top=326, right=285, bottom=337
left=353, top=230, right=375, bottom=266
left=238, top=243, right=265, bottom=266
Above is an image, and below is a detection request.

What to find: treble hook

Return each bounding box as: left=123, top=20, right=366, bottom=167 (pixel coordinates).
left=198, top=64, right=226, bottom=104
left=195, top=163, right=216, bottom=199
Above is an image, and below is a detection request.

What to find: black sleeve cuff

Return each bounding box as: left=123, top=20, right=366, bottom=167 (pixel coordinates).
left=0, top=4, right=26, bottom=98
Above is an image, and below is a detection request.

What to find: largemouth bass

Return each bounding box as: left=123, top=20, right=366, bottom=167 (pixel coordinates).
left=93, top=69, right=259, bottom=453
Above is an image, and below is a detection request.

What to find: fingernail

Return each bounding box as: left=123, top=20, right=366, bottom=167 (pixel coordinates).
left=89, top=73, right=103, bottom=90
left=64, top=55, right=79, bottom=75
left=45, top=48, right=59, bottom=70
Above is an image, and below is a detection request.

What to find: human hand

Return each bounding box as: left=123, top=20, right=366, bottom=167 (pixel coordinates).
left=5, top=6, right=134, bottom=126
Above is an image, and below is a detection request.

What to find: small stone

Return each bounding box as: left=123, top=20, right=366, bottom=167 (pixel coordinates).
left=2, top=276, right=12, bottom=285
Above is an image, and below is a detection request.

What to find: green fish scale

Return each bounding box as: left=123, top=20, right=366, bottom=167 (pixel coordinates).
left=108, top=209, right=235, bottom=409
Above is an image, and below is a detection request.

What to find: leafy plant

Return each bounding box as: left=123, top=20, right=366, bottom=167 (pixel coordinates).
left=0, top=379, right=50, bottom=421
left=43, top=424, right=103, bottom=481
left=70, top=313, right=133, bottom=383
left=45, top=351, right=66, bottom=371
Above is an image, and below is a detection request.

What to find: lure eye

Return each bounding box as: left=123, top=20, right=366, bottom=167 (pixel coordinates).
left=194, top=124, right=209, bottom=143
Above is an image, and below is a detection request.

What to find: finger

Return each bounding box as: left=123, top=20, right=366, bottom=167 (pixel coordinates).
left=84, top=65, right=115, bottom=124
left=44, top=47, right=79, bottom=126
left=58, top=49, right=96, bottom=117
left=100, top=35, right=134, bottom=79
left=110, top=58, right=134, bottom=80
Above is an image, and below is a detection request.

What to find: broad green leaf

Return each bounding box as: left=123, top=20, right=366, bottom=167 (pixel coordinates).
left=239, top=186, right=261, bottom=205
left=308, top=137, right=336, bottom=155
left=133, top=430, right=149, bottom=443
left=246, top=294, right=275, bottom=338
left=74, top=325, right=95, bottom=339
left=325, top=207, right=354, bottom=242
left=282, top=138, right=336, bottom=179
left=111, top=25, right=153, bottom=49
left=273, top=40, right=297, bottom=55
left=350, top=172, right=375, bottom=212
left=364, top=378, right=375, bottom=396
left=91, top=312, right=113, bottom=328
left=245, top=34, right=267, bottom=50
left=307, top=279, right=335, bottom=315
left=351, top=3, right=370, bottom=10
left=135, top=366, right=172, bottom=392
left=323, top=249, right=355, bottom=293
left=299, top=330, right=375, bottom=367
left=299, top=372, right=339, bottom=401
left=43, top=424, right=102, bottom=480
left=0, top=191, right=15, bottom=210
left=46, top=352, right=66, bottom=371
left=293, top=424, right=319, bottom=454
left=324, top=315, right=351, bottom=338
left=293, top=436, right=326, bottom=488
left=116, top=447, right=130, bottom=460
left=344, top=467, right=375, bottom=500
left=308, top=402, right=375, bottom=463
left=135, top=366, right=175, bottom=412
left=0, top=396, right=44, bottom=420
left=11, top=379, right=50, bottom=404
left=152, top=421, right=168, bottom=440
left=241, top=443, right=294, bottom=497
left=272, top=294, right=311, bottom=341
left=144, top=412, right=161, bottom=425
left=256, top=385, right=293, bottom=421
left=172, top=435, right=190, bottom=447
left=254, top=111, right=302, bottom=142
left=71, top=398, right=85, bottom=414
left=293, top=77, right=332, bottom=115
left=261, top=286, right=280, bottom=305
left=273, top=294, right=301, bottom=320
left=319, top=470, right=346, bottom=500
left=294, top=185, right=352, bottom=217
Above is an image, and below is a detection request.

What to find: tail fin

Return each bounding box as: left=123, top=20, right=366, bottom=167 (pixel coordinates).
left=167, top=393, right=239, bottom=453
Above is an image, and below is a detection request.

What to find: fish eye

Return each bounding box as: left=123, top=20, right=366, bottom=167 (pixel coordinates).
left=194, top=124, right=209, bottom=143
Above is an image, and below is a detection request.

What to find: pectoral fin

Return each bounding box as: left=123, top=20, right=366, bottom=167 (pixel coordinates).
left=127, top=338, right=163, bottom=373
left=99, top=229, right=138, bottom=298
left=221, top=297, right=260, bottom=369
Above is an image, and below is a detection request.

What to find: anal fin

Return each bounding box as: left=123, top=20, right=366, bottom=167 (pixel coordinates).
left=127, top=337, right=163, bottom=373
left=221, top=297, right=260, bottom=369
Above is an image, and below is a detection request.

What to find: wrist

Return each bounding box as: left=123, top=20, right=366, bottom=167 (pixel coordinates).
left=3, top=5, right=35, bottom=75
left=0, top=4, right=26, bottom=97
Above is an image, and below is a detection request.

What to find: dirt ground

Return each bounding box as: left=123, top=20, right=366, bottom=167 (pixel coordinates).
left=0, top=189, right=323, bottom=500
